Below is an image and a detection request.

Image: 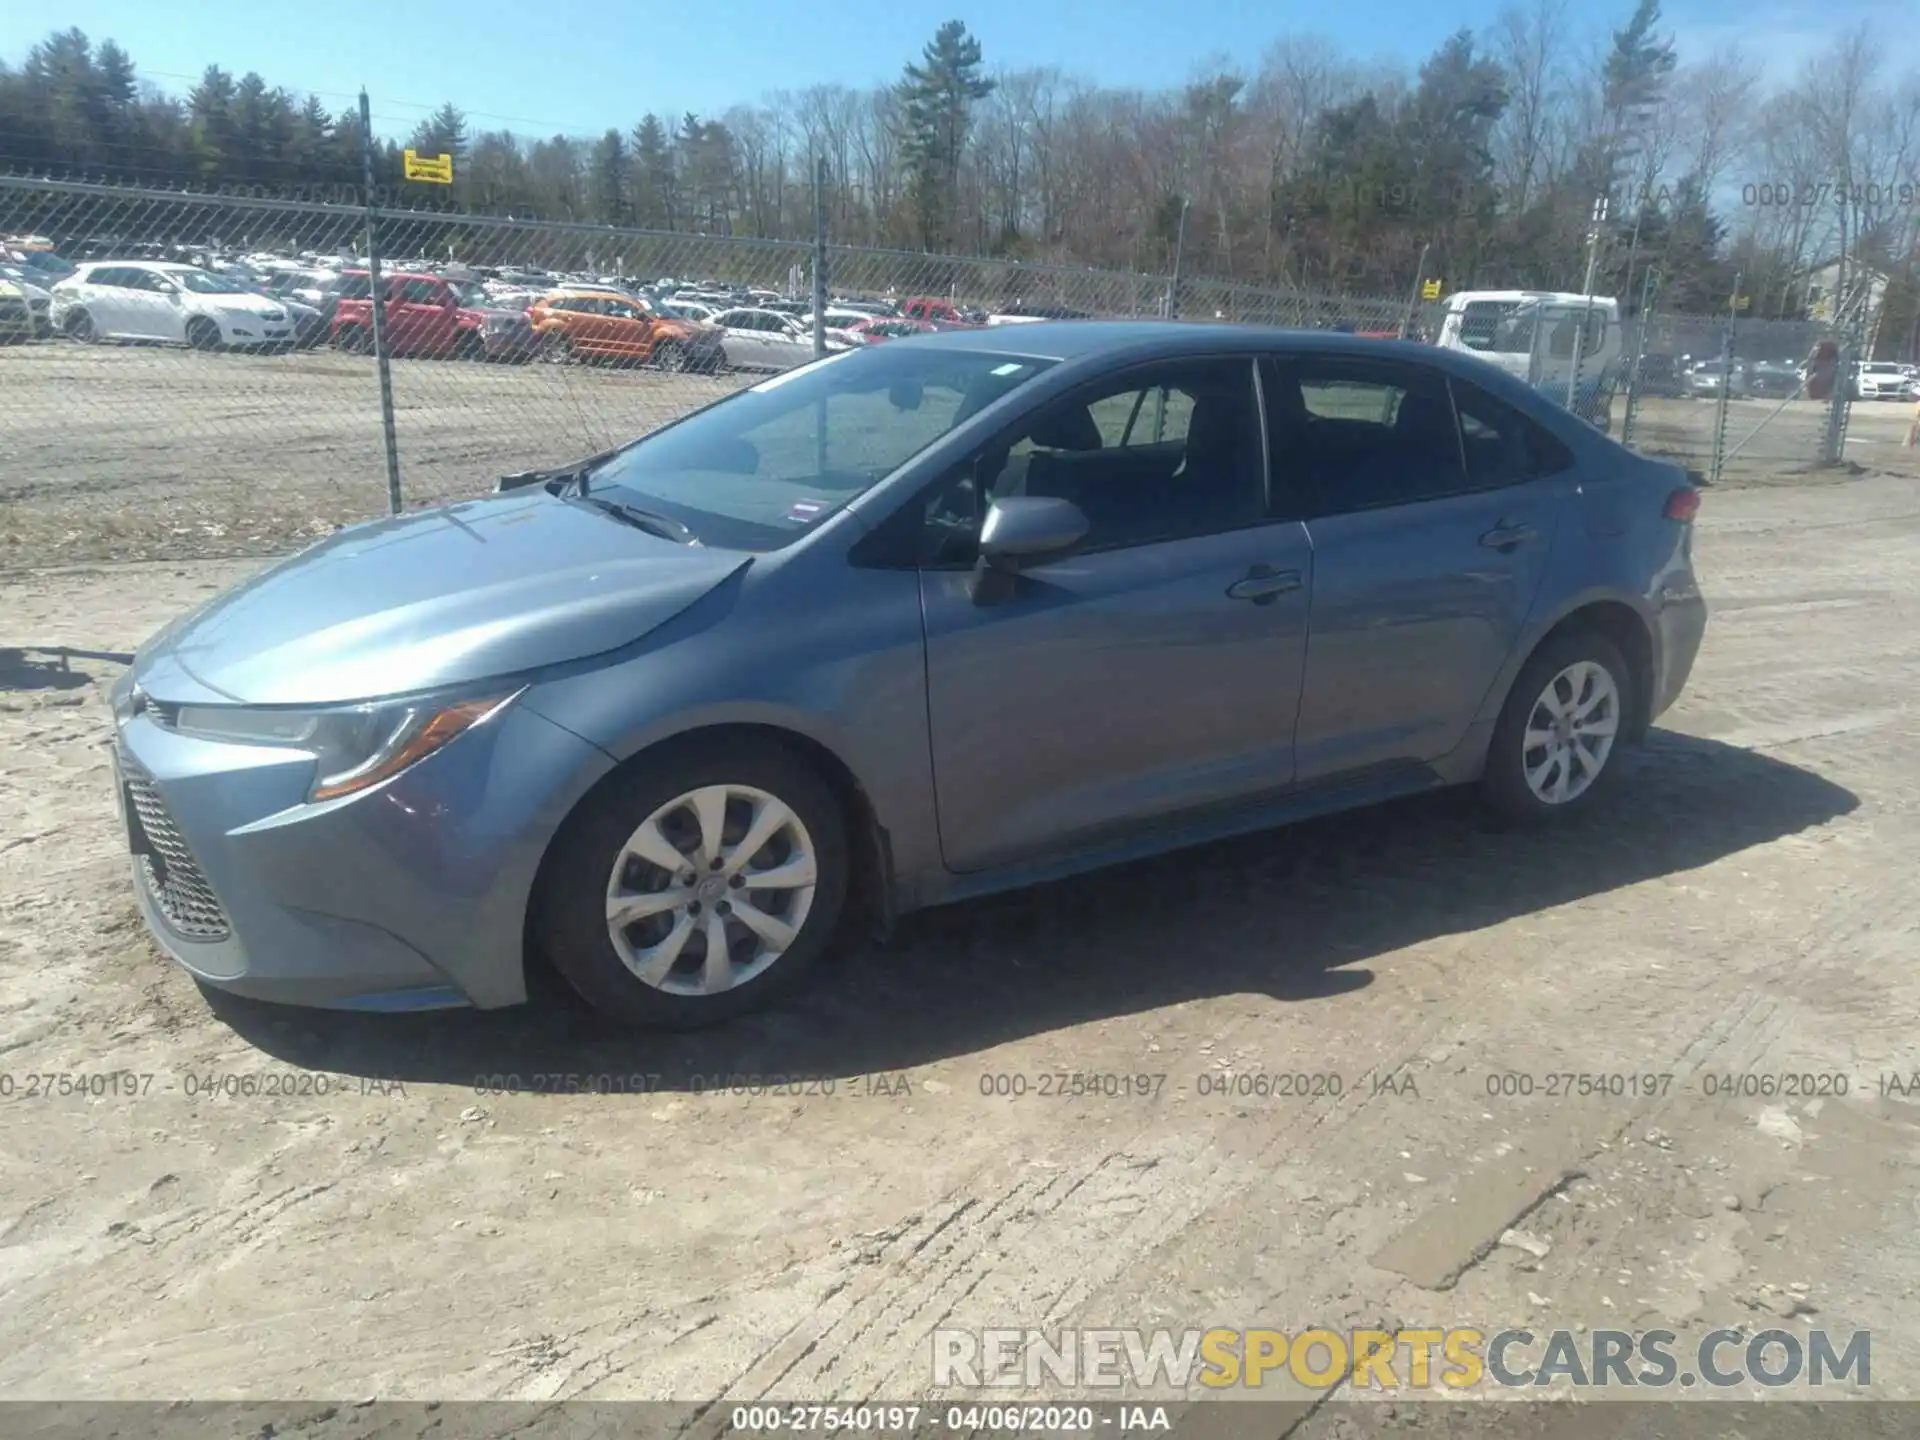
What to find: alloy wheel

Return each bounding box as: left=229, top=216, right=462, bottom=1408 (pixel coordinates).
left=1522, top=660, right=1620, bottom=805
left=603, top=784, right=818, bottom=996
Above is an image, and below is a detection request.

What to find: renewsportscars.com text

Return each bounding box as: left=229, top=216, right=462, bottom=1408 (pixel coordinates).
left=931, top=1326, right=1871, bottom=1391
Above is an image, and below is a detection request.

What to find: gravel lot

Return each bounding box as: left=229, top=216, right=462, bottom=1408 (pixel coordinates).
left=2, top=446, right=1919, bottom=1415
left=4, top=339, right=1918, bottom=567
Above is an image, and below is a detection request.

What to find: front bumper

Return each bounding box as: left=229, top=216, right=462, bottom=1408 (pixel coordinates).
left=109, top=687, right=614, bottom=1011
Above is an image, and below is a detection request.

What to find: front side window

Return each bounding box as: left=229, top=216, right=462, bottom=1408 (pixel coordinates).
left=920, top=357, right=1266, bottom=562
left=174, top=270, right=247, bottom=294
left=1268, top=358, right=1466, bottom=514
left=583, top=345, right=1054, bottom=552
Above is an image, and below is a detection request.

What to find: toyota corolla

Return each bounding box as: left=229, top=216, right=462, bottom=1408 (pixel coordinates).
left=109, top=323, right=1707, bottom=1027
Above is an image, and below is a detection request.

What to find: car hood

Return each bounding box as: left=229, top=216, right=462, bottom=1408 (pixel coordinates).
left=140, top=492, right=751, bottom=705
left=197, top=291, right=288, bottom=315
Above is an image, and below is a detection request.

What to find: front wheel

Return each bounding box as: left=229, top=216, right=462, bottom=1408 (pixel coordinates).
left=654, top=340, right=688, bottom=373
left=535, top=739, right=850, bottom=1028
left=1480, top=630, right=1632, bottom=823
left=186, top=317, right=222, bottom=351
left=64, top=309, right=97, bottom=344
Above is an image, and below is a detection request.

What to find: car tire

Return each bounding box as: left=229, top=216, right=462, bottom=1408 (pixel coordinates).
left=540, top=332, right=573, bottom=364
left=454, top=331, right=485, bottom=363
left=336, top=325, right=369, bottom=355
left=186, top=317, right=222, bottom=351
left=64, top=309, right=96, bottom=344
left=1480, top=629, right=1633, bottom=825
left=535, top=737, right=850, bottom=1029
left=654, top=340, right=688, bottom=373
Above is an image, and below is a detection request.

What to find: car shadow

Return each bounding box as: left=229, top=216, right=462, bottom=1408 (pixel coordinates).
left=211, top=731, right=1857, bottom=1088
left=0, top=649, right=98, bottom=693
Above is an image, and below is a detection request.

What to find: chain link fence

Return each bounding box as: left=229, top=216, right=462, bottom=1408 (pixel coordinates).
left=0, top=173, right=1885, bottom=570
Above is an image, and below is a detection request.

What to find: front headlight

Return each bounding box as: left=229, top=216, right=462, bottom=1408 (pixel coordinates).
left=173, top=690, right=518, bottom=802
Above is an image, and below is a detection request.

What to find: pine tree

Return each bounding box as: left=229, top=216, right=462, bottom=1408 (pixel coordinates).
left=591, top=129, right=631, bottom=224
left=894, top=20, right=994, bottom=251
left=630, top=114, right=677, bottom=229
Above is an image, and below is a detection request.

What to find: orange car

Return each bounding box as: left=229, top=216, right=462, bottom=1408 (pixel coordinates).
left=526, top=288, right=725, bottom=371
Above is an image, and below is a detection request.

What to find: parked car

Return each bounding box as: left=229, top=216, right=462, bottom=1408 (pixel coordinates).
left=1744, top=360, right=1802, bottom=399
left=1626, top=352, right=1689, bottom=398
left=0, top=275, right=37, bottom=342
left=330, top=271, right=465, bottom=358
left=1687, top=359, right=1748, bottom=399
left=0, top=264, right=53, bottom=338
left=528, top=288, right=724, bottom=371
left=709, top=307, right=853, bottom=371
left=107, top=321, right=1705, bottom=1028
left=844, top=316, right=936, bottom=345
left=51, top=261, right=295, bottom=349
left=901, top=296, right=987, bottom=328
left=449, top=280, right=540, bottom=362
left=1852, top=361, right=1910, bottom=400
left=661, top=299, right=718, bottom=325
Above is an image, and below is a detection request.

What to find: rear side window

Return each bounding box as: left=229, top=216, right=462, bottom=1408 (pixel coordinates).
left=1268, top=357, right=1467, bottom=514
left=1448, top=380, right=1577, bottom=487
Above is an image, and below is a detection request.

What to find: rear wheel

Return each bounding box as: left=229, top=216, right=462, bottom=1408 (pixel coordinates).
left=1480, top=630, right=1632, bottom=824
left=540, top=331, right=574, bottom=364
left=535, top=739, right=849, bottom=1029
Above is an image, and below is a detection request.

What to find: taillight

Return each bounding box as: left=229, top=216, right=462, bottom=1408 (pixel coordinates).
left=1664, top=488, right=1701, bottom=522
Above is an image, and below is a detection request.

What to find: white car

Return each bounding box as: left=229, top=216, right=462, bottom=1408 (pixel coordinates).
left=1852, top=362, right=1910, bottom=400
left=51, top=261, right=294, bottom=350
left=709, top=307, right=853, bottom=371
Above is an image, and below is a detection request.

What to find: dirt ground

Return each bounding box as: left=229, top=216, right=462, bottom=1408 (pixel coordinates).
left=3, top=457, right=1920, bottom=1415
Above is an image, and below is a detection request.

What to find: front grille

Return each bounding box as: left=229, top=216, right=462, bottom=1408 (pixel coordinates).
left=122, top=769, right=231, bottom=940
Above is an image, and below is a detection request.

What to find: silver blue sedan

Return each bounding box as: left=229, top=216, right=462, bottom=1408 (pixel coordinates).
left=109, top=322, right=1707, bottom=1027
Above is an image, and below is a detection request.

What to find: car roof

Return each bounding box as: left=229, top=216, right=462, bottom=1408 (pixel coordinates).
left=884, top=319, right=1452, bottom=364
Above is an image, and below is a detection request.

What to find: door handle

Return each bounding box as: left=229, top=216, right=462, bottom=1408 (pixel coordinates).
left=1227, top=566, right=1303, bottom=603
left=1479, top=522, right=1537, bottom=551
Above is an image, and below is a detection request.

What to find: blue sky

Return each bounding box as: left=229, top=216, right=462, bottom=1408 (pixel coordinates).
left=3, top=0, right=1901, bottom=141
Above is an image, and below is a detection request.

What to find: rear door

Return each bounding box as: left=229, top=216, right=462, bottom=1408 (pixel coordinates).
left=1269, top=355, right=1575, bottom=783
left=919, top=355, right=1314, bottom=871
left=80, top=267, right=140, bottom=337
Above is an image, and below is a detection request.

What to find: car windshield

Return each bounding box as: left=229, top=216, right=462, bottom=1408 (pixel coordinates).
left=583, top=344, right=1055, bottom=551
left=173, top=270, right=248, bottom=294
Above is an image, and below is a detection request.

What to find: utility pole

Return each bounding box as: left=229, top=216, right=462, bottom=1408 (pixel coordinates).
left=1401, top=242, right=1432, bottom=340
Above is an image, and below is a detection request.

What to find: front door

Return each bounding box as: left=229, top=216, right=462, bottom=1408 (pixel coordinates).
left=920, top=356, right=1313, bottom=872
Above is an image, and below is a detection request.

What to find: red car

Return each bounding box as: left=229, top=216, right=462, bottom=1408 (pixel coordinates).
left=331, top=271, right=536, bottom=361
left=846, top=316, right=936, bottom=345
left=900, top=296, right=986, bottom=328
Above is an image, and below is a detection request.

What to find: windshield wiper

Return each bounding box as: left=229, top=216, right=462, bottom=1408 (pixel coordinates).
left=567, top=493, right=698, bottom=545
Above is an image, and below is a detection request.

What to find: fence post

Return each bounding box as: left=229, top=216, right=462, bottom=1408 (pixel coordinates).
left=1619, top=265, right=1656, bottom=448
left=1709, top=320, right=1735, bottom=486
left=359, top=90, right=402, bottom=516
left=1164, top=197, right=1190, bottom=320
left=811, top=156, right=829, bottom=361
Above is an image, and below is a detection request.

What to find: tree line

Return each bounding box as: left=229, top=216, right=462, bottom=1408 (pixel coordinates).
left=3, top=7, right=1919, bottom=337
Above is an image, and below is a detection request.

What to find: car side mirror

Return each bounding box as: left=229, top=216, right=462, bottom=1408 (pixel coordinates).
left=971, top=496, right=1088, bottom=603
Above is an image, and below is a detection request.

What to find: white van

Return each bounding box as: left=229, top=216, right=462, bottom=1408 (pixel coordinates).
left=1436, top=290, right=1622, bottom=430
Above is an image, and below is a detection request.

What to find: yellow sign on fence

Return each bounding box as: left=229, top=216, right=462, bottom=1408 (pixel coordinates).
left=1420, top=278, right=1442, bottom=300
left=403, top=149, right=453, bottom=184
